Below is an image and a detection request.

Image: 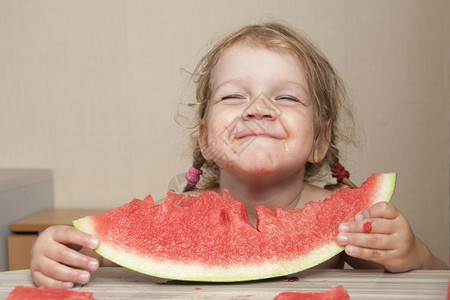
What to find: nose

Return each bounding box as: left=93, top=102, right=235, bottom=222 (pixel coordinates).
left=242, top=93, right=279, bottom=121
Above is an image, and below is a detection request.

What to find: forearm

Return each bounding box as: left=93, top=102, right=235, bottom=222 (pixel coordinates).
left=416, top=238, right=448, bottom=270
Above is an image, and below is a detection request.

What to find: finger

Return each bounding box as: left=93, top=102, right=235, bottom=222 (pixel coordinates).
left=32, top=256, right=92, bottom=287
left=50, top=226, right=99, bottom=250
left=339, top=219, right=396, bottom=234
left=344, top=244, right=394, bottom=264
left=45, top=241, right=99, bottom=272
left=337, top=232, right=394, bottom=250
left=355, top=202, right=399, bottom=221
left=31, top=270, right=74, bottom=289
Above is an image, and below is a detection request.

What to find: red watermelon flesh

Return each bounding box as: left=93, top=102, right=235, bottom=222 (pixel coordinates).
left=73, top=173, right=396, bottom=282
left=7, top=286, right=95, bottom=300
left=273, top=285, right=350, bottom=300
left=363, top=221, right=373, bottom=233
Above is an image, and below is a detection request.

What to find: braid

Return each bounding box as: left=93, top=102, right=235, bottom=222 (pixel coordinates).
left=325, top=158, right=357, bottom=190
left=183, top=140, right=207, bottom=192
left=322, top=147, right=357, bottom=190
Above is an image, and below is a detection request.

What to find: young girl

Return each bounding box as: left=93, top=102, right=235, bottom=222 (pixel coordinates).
left=30, top=22, right=447, bottom=289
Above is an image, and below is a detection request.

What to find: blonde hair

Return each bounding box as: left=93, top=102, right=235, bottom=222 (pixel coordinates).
left=184, top=23, right=354, bottom=192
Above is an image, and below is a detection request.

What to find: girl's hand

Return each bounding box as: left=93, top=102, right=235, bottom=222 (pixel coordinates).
left=336, top=202, right=444, bottom=272
left=30, top=225, right=100, bottom=289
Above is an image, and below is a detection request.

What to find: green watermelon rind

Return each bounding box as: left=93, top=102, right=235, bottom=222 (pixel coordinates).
left=73, top=172, right=396, bottom=282
left=370, top=172, right=396, bottom=205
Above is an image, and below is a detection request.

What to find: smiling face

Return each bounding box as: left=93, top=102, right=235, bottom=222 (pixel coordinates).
left=199, top=43, right=328, bottom=183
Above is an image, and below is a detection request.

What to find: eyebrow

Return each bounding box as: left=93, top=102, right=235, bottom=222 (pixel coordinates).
left=277, top=80, right=309, bottom=95
left=211, top=78, right=245, bottom=94
left=212, top=78, right=309, bottom=95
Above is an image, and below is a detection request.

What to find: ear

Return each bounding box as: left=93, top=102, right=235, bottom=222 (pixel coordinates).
left=198, top=122, right=213, bottom=162
left=307, top=135, right=329, bottom=164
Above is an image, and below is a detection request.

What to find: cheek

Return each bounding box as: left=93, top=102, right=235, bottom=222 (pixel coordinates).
left=284, top=111, right=315, bottom=136
left=205, top=109, right=236, bottom=140
left=207, top=120, right=225, bottom=141
left=282, top=113, right=315, bottom=150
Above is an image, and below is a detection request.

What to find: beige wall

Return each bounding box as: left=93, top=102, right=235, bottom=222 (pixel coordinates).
left=0, top=1, right=448, bottom=263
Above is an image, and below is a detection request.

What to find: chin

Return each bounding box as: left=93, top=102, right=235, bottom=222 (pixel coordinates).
left=227, top=161, right=279, bottom=177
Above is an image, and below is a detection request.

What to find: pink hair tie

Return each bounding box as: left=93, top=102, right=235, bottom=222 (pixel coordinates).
left=331, top=164, right=350, bottom=183
left=185, top=167, right=203, bottom=186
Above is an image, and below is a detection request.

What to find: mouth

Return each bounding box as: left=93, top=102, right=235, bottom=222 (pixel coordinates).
left=236, top=133, right=279, bottom=139
left=222, top=119, right=287, bottom=141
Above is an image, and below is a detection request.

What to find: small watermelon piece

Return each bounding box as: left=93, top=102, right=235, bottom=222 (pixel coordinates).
left=363, top=221, right=373, bottom=233
left=73, top=173, right=396, bottom=282
left=7, top=286, right=95, bottom=300
left=273, top=285, right=350, bottom=300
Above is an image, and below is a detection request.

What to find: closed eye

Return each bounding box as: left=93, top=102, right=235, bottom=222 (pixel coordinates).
left=217, top=94, right=247, bottom=105
left=276, top=95, right=303, bottom=103
left=221, top=94, right=243, bottom=100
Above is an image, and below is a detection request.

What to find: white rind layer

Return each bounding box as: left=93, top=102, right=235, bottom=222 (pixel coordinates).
left=375, top=173, right=396, bottom=203
left=73, top=173, right=396, bottom=282
left=96, top=241, right=344, bottom=282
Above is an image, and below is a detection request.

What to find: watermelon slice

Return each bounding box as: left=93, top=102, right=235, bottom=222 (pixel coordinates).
left=73, top=173, right=396, bottom=282
left=7, top=286, right=95, bottom=299
left=273, top=285, right=350, bottom=300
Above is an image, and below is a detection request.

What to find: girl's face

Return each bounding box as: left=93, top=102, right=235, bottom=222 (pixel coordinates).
left=199, top=43, right=327, bottom=182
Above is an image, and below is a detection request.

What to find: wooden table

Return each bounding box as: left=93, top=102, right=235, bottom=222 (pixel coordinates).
left=0, top=268, right=448, bottom=299
left=8, top=209, right=107, bottom=270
